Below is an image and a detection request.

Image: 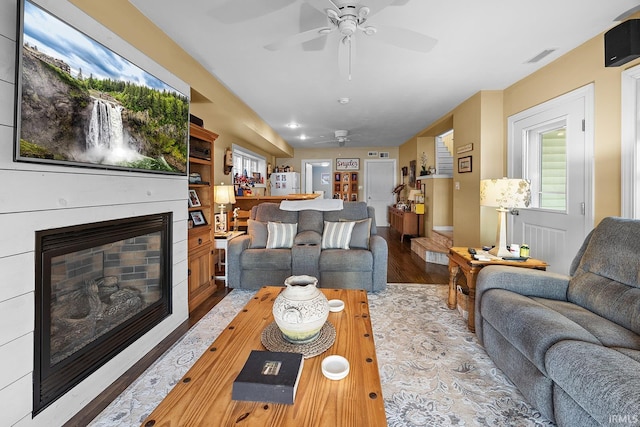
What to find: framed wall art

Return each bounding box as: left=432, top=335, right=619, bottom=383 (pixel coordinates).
left=458, top=156, right=472, bottom=173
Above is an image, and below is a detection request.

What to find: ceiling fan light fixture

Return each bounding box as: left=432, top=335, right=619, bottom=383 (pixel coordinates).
left=362, top=26, right=377, bottom=36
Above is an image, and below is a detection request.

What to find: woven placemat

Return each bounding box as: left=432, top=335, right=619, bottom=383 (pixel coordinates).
left=261, top=321, right=336, bottom=359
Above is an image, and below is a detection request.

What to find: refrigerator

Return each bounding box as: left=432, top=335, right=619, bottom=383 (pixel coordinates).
left=270, top=172, right=300, bottom=195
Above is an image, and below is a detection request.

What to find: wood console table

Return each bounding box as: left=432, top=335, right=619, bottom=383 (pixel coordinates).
left=388, top=206, right=423, bottom=241
left=142, top=286, right=387, bottom=426
left=447, top=247, right=547, bottom=332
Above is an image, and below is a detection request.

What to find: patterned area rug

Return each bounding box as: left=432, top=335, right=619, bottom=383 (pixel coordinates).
left=89, top=284, right=555, bottom=426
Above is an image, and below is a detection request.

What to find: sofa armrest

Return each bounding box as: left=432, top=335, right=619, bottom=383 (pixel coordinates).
left=475, top=265, right=570, bottom=343
left=227, top=235, right=251, bottom=288
left=369, top=235, right=388, bottom=292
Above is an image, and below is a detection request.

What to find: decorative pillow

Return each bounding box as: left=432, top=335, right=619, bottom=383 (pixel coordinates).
left=266, top=222, right=297, bottom=249
left=347, top=218, right=372, bottom=249
left=248, top=219, right=267, bottom=248
left=322, top=221, right=356, bottom=249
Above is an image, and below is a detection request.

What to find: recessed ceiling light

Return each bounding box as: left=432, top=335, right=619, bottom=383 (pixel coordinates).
left=338, top=97, right=350, bottom=104
left=286, top=122, right=300, bottom=129
left=300, top=135, right=307, bottom=140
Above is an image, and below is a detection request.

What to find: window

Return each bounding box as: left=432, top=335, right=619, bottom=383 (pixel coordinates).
left=526, top=124, right=567, bottom=211
left=232, top=144, right=266, bottom=186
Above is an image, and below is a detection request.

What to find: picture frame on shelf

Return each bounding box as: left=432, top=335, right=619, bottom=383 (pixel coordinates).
left=458, top=156, right=472, bottom=173
left=214, top=213, right=227, bottom=233
left=190, top=210, right=207, bottom=227
left=188, top=189, right=201, bottom=208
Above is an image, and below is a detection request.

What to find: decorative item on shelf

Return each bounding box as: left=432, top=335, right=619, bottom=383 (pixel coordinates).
left=392, top=183, right=406, bottom=204
left=232, top=207, right=240, bottom=231
left=224, top=148, right=233, bottom=175
left=420, top=152, right=428, bottom=175
left=272, top=275, right=329, bottom=344
left=428, top=166, right=436, bottom=175
left=480, top=178, right=531, bottom=258
left=214, top=183, right=236, bottom=233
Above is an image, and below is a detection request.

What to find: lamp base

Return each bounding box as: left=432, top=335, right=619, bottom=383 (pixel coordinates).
left=489, top=208, right=512, bottom=258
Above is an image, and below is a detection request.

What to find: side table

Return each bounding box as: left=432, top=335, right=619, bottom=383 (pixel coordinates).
left=447, top=247, right=547, bottom=332
left=213, top=231, right=245, bottom=287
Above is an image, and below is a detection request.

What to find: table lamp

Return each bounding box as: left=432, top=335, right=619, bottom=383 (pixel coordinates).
left=214, top=183, right=236, bottom=223
left=480, top=178, right=531, bottom=257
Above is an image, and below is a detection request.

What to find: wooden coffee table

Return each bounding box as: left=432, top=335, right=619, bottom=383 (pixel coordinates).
left=142, top=286, right=387, bottom=426
left=447, top=247, right=548, bottom=333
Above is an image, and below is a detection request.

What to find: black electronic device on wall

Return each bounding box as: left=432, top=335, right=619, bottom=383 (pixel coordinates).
left=605, top=19, right=640, bottom=67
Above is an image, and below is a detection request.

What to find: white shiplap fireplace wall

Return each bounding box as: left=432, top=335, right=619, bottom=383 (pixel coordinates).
left=0, top=0, right=190, bottom=425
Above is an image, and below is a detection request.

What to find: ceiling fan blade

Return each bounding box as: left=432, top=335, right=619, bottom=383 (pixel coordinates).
left=360, top=0, right=396, bottom=17
left=305, top=0, right=340, bottom=15
left=265, top=27, right=334, bottom=51
left=300, top=2, right=330, bottom=51
left=372, top=25, right=437, bottom=53
left=210, top=0, right=296, bottom=23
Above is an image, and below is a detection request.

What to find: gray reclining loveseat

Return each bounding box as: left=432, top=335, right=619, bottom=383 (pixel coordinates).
left=475, top=217, right=640, bottom=426
left=227, top=202, right=387, bottom=291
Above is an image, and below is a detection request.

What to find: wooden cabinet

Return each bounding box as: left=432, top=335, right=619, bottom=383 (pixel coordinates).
left=333, top=172, right=358, bottom=201
left=188, top=123, right=218, bottom=313
left=389, top=206, right=424, bottom=241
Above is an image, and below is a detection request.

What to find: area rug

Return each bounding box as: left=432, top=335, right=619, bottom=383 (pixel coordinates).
left=89, top=284, right=555, bottom=426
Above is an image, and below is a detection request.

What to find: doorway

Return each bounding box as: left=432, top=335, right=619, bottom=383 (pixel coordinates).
left=301, top=159, right=332, bottom=198
left=365, top=159, right=396, bottom=226
left=508, top=84, right=594, bottom=274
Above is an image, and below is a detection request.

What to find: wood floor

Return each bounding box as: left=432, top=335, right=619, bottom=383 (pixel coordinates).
left=70, top=226, right=450, bottom=426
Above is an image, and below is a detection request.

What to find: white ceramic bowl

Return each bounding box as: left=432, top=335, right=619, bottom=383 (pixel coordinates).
left=328, top=299, right=345, bottom=313
left=321, top=355, right=350, bottom=380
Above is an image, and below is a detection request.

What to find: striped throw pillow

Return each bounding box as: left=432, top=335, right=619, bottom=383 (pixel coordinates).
left=322, top=221, right=356, bottom=249
left=266, top=222, right=297, bottom=249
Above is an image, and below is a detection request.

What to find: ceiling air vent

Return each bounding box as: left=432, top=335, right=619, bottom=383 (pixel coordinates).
left=526, top=49, right=557, bottom=64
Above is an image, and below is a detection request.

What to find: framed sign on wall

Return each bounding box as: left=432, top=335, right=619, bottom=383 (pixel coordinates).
left=336, top=158, right=360, bottom=170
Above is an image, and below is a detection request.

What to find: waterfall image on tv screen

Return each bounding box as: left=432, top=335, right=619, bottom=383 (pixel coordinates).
left=15, top=0, right=189, bottom=175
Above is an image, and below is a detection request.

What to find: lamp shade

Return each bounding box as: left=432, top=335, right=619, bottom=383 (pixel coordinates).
left=214, top=185, right=236, bottom=205
left=480, top=178, right=531, bottom=209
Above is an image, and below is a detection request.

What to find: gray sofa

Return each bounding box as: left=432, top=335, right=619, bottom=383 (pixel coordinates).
left=227, top=202, right=387, bottom=291
left=475, top=217, right=640, bottom=426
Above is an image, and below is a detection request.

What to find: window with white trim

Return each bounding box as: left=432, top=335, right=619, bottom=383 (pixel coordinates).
left=232, top=144, right=266, bottom=186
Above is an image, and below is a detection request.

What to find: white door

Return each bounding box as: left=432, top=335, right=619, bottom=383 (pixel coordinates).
left=508, top=85, right=594, bottom=275
left=365, top=159, right=396, bottom=226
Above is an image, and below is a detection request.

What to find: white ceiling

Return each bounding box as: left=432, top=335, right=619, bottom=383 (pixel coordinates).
left=130, top=0, right=640, bottom=149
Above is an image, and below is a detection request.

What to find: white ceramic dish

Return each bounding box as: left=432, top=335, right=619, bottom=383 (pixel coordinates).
left=328, top=299, right=345, bottom=313
left=321, top=355, right=350, bottom=380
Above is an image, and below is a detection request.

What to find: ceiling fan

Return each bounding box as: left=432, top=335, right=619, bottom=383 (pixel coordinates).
left=265, top=0, right=437, bottom=79
left=313, top=130, right=354, bottom=146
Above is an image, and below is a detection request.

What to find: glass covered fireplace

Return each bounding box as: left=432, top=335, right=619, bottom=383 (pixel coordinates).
left=33, top=213, right=172, bottom=415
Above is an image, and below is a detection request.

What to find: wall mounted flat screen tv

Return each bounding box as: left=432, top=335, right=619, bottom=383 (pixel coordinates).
left=14, top=0, right=189, bottom=175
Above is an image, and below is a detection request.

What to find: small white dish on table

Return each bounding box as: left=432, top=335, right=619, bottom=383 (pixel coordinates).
left=328, top=299, right=345, bottom=312
left=321, top=355, right=350, bottom=380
